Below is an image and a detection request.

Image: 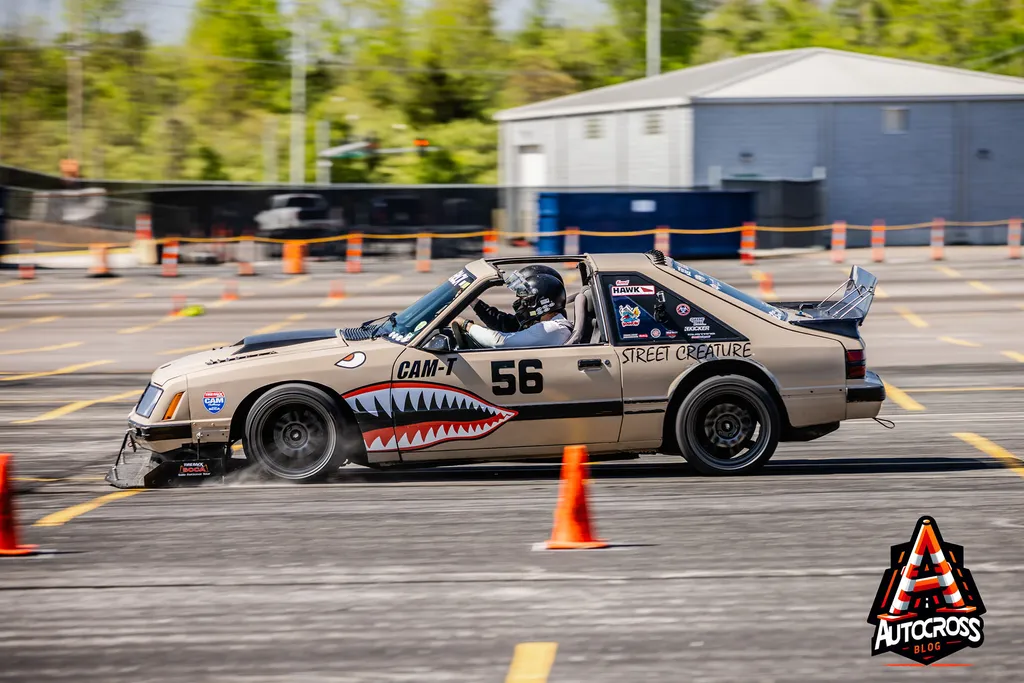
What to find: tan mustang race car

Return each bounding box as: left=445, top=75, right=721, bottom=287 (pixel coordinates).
left=107, top=250, right=885, bottom=488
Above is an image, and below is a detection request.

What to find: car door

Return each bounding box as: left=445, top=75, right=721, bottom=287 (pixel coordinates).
left=389, top=338, right=623, bottom=463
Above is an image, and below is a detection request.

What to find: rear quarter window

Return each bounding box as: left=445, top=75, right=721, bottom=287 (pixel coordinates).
left=665, top=260, right=787, bottom=322
left=600, top=274, right=746, bottom=345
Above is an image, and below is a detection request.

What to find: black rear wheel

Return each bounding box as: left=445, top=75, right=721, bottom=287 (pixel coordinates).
left=244, top=384, right=347, bottom=482
left=675, top=375, right=780, bottom=475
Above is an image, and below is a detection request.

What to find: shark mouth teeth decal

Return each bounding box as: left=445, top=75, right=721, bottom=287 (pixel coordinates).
left=341, top=381, right=517, bottom=452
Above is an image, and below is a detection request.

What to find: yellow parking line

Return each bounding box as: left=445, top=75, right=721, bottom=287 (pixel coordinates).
left=13, top=389, right=140, bottom=424
left=174, top=277, right=218, bottom=290
left=882, top=381, right=925, bottom=411
left=92, top=302, right=113, bottom=308
left=893, top=306, right=928, bottom=329
left=906, top=385, right=1024, bottom=393
left=505, top=642, right=558, bottom=683
left=252, top=313, right=306, bottom=335
left=34, top=490, right=142, bottom=527
left=317, top=297, right=344, bottom=308
left=0, top=341, right=83, bottom=356
left=952, top=432, right=1024, bottom=478
left=874, top=285, right=890, bottom=299
left=938, top=336, right=982, bottom=348
left=0, top=315, right=61, bottom=334
left=158, top=342, right=230, bottom=356
left=1002, top=351, right=1024, bottom=363
left=118, top=315, right=177, bottom=334
left=13, top=477, right=61, bottom=482
left=968, top=280, right=996, bottom=293
left=0, top=360, right=113, bottom=382
left=934, top=265, right=962, bottom=278
left=75, top=278, right=123, bottom=290
left=133, top=292, right=153, bottom=299
left=275, top=275, right=310, bottom=287
left=19, top=292, right=51, bottom=301
left=370, top=274, right=402, bottom=287
left=0, top=280, right=26, bottom=288
left=564, top=271, right=580, bottom=286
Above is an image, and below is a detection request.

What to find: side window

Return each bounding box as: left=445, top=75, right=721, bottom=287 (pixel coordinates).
left=600, top=274, right=745, bottom=345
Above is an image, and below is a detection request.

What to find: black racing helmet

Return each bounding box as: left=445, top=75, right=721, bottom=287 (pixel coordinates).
left=505, top=271, right=567, bottom=326
left=517, top=264, right=563, bottom=284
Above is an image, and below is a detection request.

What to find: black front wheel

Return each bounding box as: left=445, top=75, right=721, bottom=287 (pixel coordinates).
left=675, top=375, right=781, bottom=475
left=244, top=384, right=348, bottom=482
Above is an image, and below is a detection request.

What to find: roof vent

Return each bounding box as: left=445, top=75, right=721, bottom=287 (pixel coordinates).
left=645, top=249, right=667, bottom=265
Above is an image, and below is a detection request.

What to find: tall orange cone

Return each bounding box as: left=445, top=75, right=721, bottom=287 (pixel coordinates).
left=0, top=454, right=39, bottom=557
left=221, top=280, right=240, bottom=302
left=545, top=445, right=608, bottom=550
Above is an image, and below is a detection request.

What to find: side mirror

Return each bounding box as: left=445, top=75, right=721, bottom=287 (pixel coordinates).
left=423, top=331, right=452, bottom=352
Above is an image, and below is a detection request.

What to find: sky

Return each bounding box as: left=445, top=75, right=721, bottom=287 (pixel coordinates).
left=5, top=0, right=605, bottom=45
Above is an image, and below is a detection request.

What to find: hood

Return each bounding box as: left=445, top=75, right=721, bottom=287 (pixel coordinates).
left=150, top=329, right=346, bottom=385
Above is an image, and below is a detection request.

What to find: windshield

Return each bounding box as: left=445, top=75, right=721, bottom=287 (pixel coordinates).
left=666, top=259, right=787, bottom=322
left=379, top=268, right=477, bottom=344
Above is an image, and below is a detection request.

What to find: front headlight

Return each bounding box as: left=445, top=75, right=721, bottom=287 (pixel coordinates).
left=135, top=384, right=163, bottom=418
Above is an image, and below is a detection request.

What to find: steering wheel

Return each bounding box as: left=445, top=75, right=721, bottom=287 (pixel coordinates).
left=450, top=321, right=470, bottom=350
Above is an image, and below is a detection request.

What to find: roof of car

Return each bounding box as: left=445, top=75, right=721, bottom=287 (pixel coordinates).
left=588, top=252, right=658, bottom=270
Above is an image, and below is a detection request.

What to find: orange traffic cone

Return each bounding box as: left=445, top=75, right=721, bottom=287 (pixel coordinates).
left=0, top=454, right=39, bottom=557
left=171, top=294, right=187, bottom=315
left=545, top=445, right=608, bottom=550
left=757, top=272, right=775, bottom=299
left=222, top=280, right=240, bottom=302
left=328, top=280, right=345, bottom=300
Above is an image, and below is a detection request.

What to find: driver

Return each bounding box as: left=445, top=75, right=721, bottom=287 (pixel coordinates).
left=460, top=271, right=571, bottom=348
left=472, top=264, right=566, bottom=333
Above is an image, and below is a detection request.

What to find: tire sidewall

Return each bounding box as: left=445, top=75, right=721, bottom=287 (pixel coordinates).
left=676, top=375, right=781, bottom=475
left=244, top=383, right=346, bottom=482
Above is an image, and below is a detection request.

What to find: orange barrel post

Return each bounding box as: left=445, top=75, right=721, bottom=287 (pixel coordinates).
left=871, top=220, right=886, bottom=263
left=653, top=226, right=670, bottom=256
left=483, top=230, right=499, bottom=258
left=563, top=227, right=580, bottom=269
left=1009, top=217, right=1022, bottom=260
left=161, top=240, right=180, bottom=277
left=282, top=241, right=306, bottom=275
left=87, top=244, right=112, bottom=277
left=415, top=234, right=432, bottom=273
left=133, top=213, right=158, bottom=265
left=237, top=236, right=256, bottom=276
left=930, top=217, right=945, bottom=261
left=346, top=233, right=364, bottom=274
left=739, top=222, right=756, bottom=265
left=830, top=221, right=847, bottom=264
left=17, top=239, right=35, bottom=280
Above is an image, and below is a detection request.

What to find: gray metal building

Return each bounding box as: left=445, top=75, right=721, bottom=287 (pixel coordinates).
left=495, top=48, right=1024, bottom=243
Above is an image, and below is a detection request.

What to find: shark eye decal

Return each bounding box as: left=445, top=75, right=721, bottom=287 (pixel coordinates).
left=336, top=351, right=366, bottom=369
left=341, top=381, right=518, bottom=452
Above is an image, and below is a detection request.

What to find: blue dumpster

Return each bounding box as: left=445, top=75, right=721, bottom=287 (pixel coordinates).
left=537, top=190, right=755, bottom=258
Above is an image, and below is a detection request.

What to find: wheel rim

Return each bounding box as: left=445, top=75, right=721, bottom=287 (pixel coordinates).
left=689, top=391, right=770, bottom=471
left=256, top=402, right=336, bottom=478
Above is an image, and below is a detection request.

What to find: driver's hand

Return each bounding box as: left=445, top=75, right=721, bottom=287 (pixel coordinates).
left=454, top=316, right=469, bottom=327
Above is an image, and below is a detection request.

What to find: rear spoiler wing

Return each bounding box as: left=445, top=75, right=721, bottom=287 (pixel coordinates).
left=777, top=266, right=878, bottom=338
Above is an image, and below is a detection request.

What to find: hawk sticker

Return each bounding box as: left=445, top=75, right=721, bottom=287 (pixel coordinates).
left=867, top=516, right=986, bottom=665
left=618, top=304, right=641, bottom=327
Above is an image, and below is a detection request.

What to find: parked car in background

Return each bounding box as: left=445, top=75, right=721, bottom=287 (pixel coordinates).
left=254, top=193, right=345, bottom=257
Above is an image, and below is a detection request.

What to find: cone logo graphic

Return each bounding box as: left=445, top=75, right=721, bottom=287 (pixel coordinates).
left=867, top=517, right=985, bottom=664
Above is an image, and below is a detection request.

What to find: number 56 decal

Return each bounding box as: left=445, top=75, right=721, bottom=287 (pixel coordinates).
left=491, top=359, right=543, bottom=396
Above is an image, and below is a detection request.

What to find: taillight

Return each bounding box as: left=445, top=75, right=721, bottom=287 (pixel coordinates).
left=846, top=348, right=866, bottom=379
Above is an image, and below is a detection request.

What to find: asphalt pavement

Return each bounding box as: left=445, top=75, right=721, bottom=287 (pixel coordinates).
left=2, top=246, right=1024, bottom=682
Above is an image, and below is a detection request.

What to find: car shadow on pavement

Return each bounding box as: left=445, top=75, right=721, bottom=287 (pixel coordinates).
left=324, top=455, right=999, bottom=485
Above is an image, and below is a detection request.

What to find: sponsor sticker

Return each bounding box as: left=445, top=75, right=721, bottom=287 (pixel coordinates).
left=336, top=351, right=366, bottom=369
left=612, top=285, right=655, bottom=297
left=868, top=516, right=986, bottom=665
left=650, top=328, right=662, bottom=339
left=618, top=304, right=641, bottom=327
left=414, top=321, right=427, bottom=332
left=202, top=391, right=225, bottom=414
left=615, top=279, right=630, bottom=286
left=178, top=462, right=211, bottom=477
left=676, top=303, right=690, bottom=316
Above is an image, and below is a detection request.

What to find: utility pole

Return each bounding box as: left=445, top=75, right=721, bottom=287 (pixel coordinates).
left=67, top=0, right=84, bottom=171
left=646, top=0, right=661, bottom=78
left=315, top=120, right=331, bottom=186
left=289, top=2, right=306, bottom=186
left=264, top=116, right=278, bottom=183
